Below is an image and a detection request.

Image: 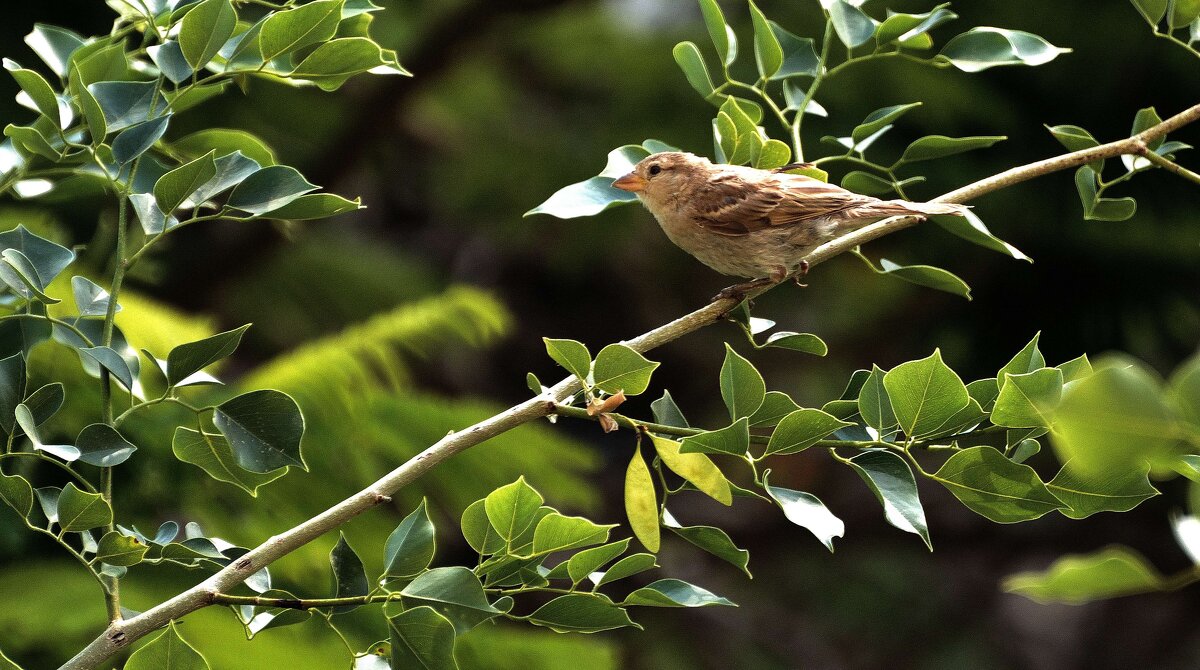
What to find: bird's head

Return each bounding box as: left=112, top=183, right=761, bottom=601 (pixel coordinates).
left=612, top=152, right=709, bottom=202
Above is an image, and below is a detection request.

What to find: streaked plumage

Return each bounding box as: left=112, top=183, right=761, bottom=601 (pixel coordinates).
left=613, top=151, right=966, bottom=281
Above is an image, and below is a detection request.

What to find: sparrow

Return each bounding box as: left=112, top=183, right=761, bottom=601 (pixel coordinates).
left=612, top=151, right=967, bottom=296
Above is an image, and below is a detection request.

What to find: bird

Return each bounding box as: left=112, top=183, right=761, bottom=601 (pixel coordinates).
left=612, top=151, right=968, bottom=299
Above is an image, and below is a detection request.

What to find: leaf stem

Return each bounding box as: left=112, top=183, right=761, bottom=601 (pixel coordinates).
left=0, top=452, right=98, bottom=493
left=1137, top=145, right=1200, bottom=186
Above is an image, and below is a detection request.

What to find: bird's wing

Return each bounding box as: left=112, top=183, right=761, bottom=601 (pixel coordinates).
left=692, top=170, right=872, bottom=236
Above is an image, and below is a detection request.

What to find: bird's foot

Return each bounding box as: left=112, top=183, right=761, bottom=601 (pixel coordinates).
left=711, top=277, right=775, bottom=304
left=792, top=260, right=809, bottom=287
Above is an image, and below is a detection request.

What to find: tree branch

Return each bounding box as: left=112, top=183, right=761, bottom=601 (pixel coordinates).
left=59, top=101, right=1200, bottom=670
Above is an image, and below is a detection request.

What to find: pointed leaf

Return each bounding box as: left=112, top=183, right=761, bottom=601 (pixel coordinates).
left=763, top=472, right=844, bottom=552
left=154, top=151, right=218, bottom=214
left=625, top=444, right=660, bottom=552
left=623, top=578, right=734, bottom=607
left=883, top=349, right=970, bottom=437
left=213, top=389, right=305, bottom=472
left=650, top=435, right=731, bottom=505
left=388, top=606, right=458, bottom=670
left=330, top=533, right=369, bottom=614
left=76, top=423, right=137, bottom=467
left=125, top=622, right=209, bottom=670
left=543, top=338, right=591, bottom=381
left=528, top=593, right=640, bottom=633
left=484, top=477, right=544, bottom=542
left=932, top=446, right=1064, bottom=523
left=172, top=427, right=284, bottom=496
left=166, top=324, right=250, bottom=387
left=846, top=450, right=931, bottom=549
left=764, top=409, right=852, bottom=456
left=592, top=344, right=659, bottom=395
left=58, top=482, right=112, bottom=532
left=384, top=499, right=436, bottom=577
left=180, top=0, right=237, bottom=70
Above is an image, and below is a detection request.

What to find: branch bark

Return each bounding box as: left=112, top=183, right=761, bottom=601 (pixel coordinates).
left=59, top=101, right=1200, bottom=669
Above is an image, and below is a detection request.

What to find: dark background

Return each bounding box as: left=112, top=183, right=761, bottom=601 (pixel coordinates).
left=0, top=1, right=1198, bottom=668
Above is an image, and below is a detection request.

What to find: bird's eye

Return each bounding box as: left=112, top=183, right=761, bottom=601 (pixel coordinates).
left=648, top=164, right=662, bottom=176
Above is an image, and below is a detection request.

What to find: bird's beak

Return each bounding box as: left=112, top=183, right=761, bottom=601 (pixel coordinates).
left=612, top=172, right=646, bottom=192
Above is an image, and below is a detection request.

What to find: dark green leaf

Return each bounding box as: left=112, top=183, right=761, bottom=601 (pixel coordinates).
left=0, top=352, right=25, bottom=434
left=596, top=553, right=658, bottom=587
left=166, top=324, right=250, bottom=387
left=846, top=450, right=931, bottom=549
left=172, top=427, right=284, bottom=496
left=25, top=24, right=85, bottom=78
left=147, top=40, right=193, bottom=84
left=399, top=567, right=501, bottom=634
left=0, top=471, right=33, bottom=517
left=666, top=517, right=751, bottom=576
left=0, top=225, right=74, bottom=287
left=125, top=622, right=209, bottom=670
left=57, top=482, right=112, bottom=532
left=769, top=21, right=820, bottom=79
left=841, top=170, right=895, bottom=196
left=650, top=390, right=689, bottom=428
left=829, top=0, right=877, bottom=48
left=288, top=37, right=396, bottom=90
left=213, top=389, right=306, bottom=472
left=567, top=538, right=630, bottom=584
left=623, top=579, right=735, bottom=607
left=226, top=165, right=317, bottom=216
left=852, top=103, right=922, bottom=144
left=86, top=81, right=167, bottom=133
left=858, top=365, right=897, bottom=433
left=528, top=593, right=640, bottom=633
left=76, top=423, right=137, bottom=467
left=940, top=27, right=1070, bottom=72
left=933, top=210, right=1031, bottom=262
left=154, top=151, right=218, bottom=215
left=672, top=42, right=715, bottom=98
left=680, top=417, right=750, bottom=456
left=71, top=276, right=116, bottom=317
left=385, top=499, right=436, bottom=577
left=719, top=343, right=765, bottom=420
left=897, top=135, right=1006, bottom=164
left=1130, top=0, right=1168, bottom=24
left=698, top=0, right=736, bottom=67
left=875, top=5, right=957, bottom=45
left=80, top=346, right=134, bottom=390
left=866, top=257, right=972, bottom=299
left=96, top=531, right=148, bottom=567
left=932, top=446, right=1064, bottom=523
left=388, top=606, right=458, bottom=670
left=330, top=533, right=369, bottom=614
left=748, top=0, right=783, bottom=77
left=748, top=390, right=800, bottom=428
left=4, top=59, right=61, bottom=126
left=460, top=499, right=505, bottom=555
left=173, top=128, right=277, bottom=166
left=262, top=193, right=361, bottom=220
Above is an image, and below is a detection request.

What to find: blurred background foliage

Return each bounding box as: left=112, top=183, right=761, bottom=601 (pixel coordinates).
left=0, top=0, right=1198, bottom=668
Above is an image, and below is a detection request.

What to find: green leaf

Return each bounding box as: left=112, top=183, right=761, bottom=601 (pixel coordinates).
left=719, top=343, right=765, bottom=420
left=399, top=567, right=501, bottom=634
left=4, top=60, right=62, bottom=126
left=672, top=42, right=715, bottom=98
left=596, top=553, right=658, bottom=587
left=883, top=349, right=970, bottom=437
left=897, top=135, right=1006, bottom=164
left=992, top=368, right=1063, bottom=428
left=680, top=418, right=750, bottom=456
left=567, top=538, right=630, bottom=583
left=172, top=427, right=285, bottom=496
left=1047, top=124, right=1104, bottom=172
left=748, top=0, right=783, bottom=78
left=665, top=516, right=751, bottom=576
left=384, top=499, right=436, bottom=577
left=289, top=37, right=396, bottom=90
left=179, top=0, right=237, bottom=70
left=263, top=193, right=361, bottom=220
left=650, top=435, right=732, bottom=505
left=623, top=579, right=735, bottom=607
left=95, top=530, right=148, bottom=567
left=754, top=139, right=792, bottom=170
left=1011, top=438, right=1041, bottom=463
left=592, top=344, right=659, bottom=395
left=543, top=338, right=591, bottom=381
left=875, top=5, right=957, bottom=45
left=57, top=482, right=112, bottom=532
left=1051, top=363, right=1180, bottom=476
left=125, top=622, right=209, bottom=670
left=829, top=0, right=877, bottom=48
left=261, top=0, right=345, bottom=61
left=23, top=383, right=63, bottom=428
left=71, top=276, right=116, bottom=317
left=763, top=472, right=844, bottom=552
left=1169, top=353, right=1200, bottom=427
left=933, top=210, right=1031, bottom=262
left=1046, top=465, right=1158, bottom=519
left=154, top=151, right=218, bottom=215
left=865, top=257, right=972, bottom=299
left=525, top=176, right=638, bottom=218
left=15, top=402, right=76, bottom=462
left=0, top=225, right=74, bottom=288
left=698, top=0, right=736, bottom=67
left=1059, top=354, right=1095, bottom=384
left=1131, top=0, right=1169, bottom=25
left=388, top=606, right=458, bottom=670
left=763, top=409, right=852, bottom=456
left=148, top=40, right=193, bottom=84
left=932, top=446, right=1064, bottom=523
left=1172, top=0, right=1200, bottom=27
left=173, top=128, right=277, bottom=166
left=0, top=352, right=25, bottom=434
left=840, top=170, right=894, bottom=196
left=528, top=593, right=640, bottom=633
left=846, top=450, right=931, bottom=549
left=76, top=423, right=137, bottom=467
left=769, top=21, right=820, bottom=79
left=1003, top=546, right=1166, bottom=604
left=79, top=346, right=134, bottom=390
left=531, top=513, right=614, bottom=555
left=484, top=477, right=544, bottom=543
left=0, top=471, right=33, bottom=517
left=226, top=165, right=318, bottom=216
left=86, top=81, right=167, bottom=133
left=329, top=533, right=369, bottom=613
left=625, top=444, right=660, bottom=552
left=940, top=27, right=1070, bottom=72
left=650, top=390, right=689, bottom=428
left=460, top=499, right=505, bottom=555
left=114, top=115, right=172, bottom=167
left=748, top=391, right=800, bottom=428
left=852, top=103, right=922, bottom=145
left=858, top=365, right=897, bottom=433
left=213, top=389, right=306, bottom=472
left=998, top=332, right=1046, bottom=382
left=166, top=324, right=250, bottom=387
left=25, top=24, right=85, bottom=78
